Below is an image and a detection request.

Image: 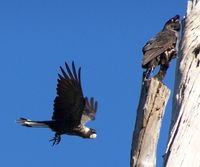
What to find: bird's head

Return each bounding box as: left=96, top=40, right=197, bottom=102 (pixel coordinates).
left=81, top=127, right=97, bottom=139
left=164, top=15, right=180, bottom=31
left=88, top=128, right=97, bottom=139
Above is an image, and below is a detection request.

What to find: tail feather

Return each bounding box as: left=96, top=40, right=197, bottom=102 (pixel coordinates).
left=16, top=117, right=49, bottom=128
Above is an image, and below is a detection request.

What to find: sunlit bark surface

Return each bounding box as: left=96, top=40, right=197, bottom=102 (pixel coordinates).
left=163, top=1, right=200, bottom=166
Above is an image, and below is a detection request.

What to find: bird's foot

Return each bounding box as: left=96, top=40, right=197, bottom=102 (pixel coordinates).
left=49, top=133, right=61, bottom=146
left=154, top=70, right=166, bottom=81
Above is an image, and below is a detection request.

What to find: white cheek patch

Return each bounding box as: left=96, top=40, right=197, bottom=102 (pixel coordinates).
left=90, top=134, right=97, bottom=139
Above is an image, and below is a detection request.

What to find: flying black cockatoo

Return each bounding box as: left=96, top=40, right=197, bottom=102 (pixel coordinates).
left=142, top=15, right=180, bottom=81
left=17, top=62, right=98, bottom=146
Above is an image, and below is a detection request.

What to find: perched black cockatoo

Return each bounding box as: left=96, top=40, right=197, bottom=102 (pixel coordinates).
left=17, top=62, right=98, bottom=146
left=142, top=15, right=180, bottom=80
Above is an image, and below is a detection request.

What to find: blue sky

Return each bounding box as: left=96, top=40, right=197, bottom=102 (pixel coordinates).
left=0, top=0, right=186, bottom=166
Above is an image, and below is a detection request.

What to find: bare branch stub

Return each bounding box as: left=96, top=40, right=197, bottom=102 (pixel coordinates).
left=130, top=78, right=170, bottom=167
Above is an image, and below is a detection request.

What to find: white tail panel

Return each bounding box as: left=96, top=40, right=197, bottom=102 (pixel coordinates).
left=16, top=118, right=49, bottom=128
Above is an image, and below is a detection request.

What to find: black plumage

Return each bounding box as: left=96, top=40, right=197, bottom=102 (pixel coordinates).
left=142, top=15, right=180, bottom=80
left=17, top=62, right=98, bottom=146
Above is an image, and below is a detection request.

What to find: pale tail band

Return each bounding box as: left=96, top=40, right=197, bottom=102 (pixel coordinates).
left=16, top=118, right=49, bottom=128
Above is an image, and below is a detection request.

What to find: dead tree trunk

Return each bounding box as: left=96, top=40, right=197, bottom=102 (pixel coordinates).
left=130, top=79, right=170, bottom=167
left=163, top=1, right=200, bottom=166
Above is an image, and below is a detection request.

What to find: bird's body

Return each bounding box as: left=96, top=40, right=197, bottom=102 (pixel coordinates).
left=142, top=15, right=180, bottom=80
left=17, top=62, right=98, bottom=145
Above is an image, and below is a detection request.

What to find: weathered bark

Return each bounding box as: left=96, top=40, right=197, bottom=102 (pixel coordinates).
left=163, top=1, right=200, bottom=166
left=130, top=78, right=170, bottom=167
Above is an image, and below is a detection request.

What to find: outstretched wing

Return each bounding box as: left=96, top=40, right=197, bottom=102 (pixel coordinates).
left=142, top=29, right=177, bottom=67
left=52, top=62, right=85, bottom=127
left=81, top=97, right=98, bottom=125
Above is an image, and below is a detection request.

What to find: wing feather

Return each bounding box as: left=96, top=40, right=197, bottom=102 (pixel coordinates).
left=72, top=61, right=78, bottom=81
left=142, top=29, right=177, bottom=67
left=52, top=62, right=85, bottom=127
left=78, top=68, right=82, bottom=88
left=65, top=62, right=75, bottom=81
left=81, top=97, right=98, bottom=125
left=60, top=66, right=69, bottom=80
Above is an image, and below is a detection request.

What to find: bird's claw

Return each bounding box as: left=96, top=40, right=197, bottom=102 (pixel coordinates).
left=49, top=134, right=61, bottom=146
